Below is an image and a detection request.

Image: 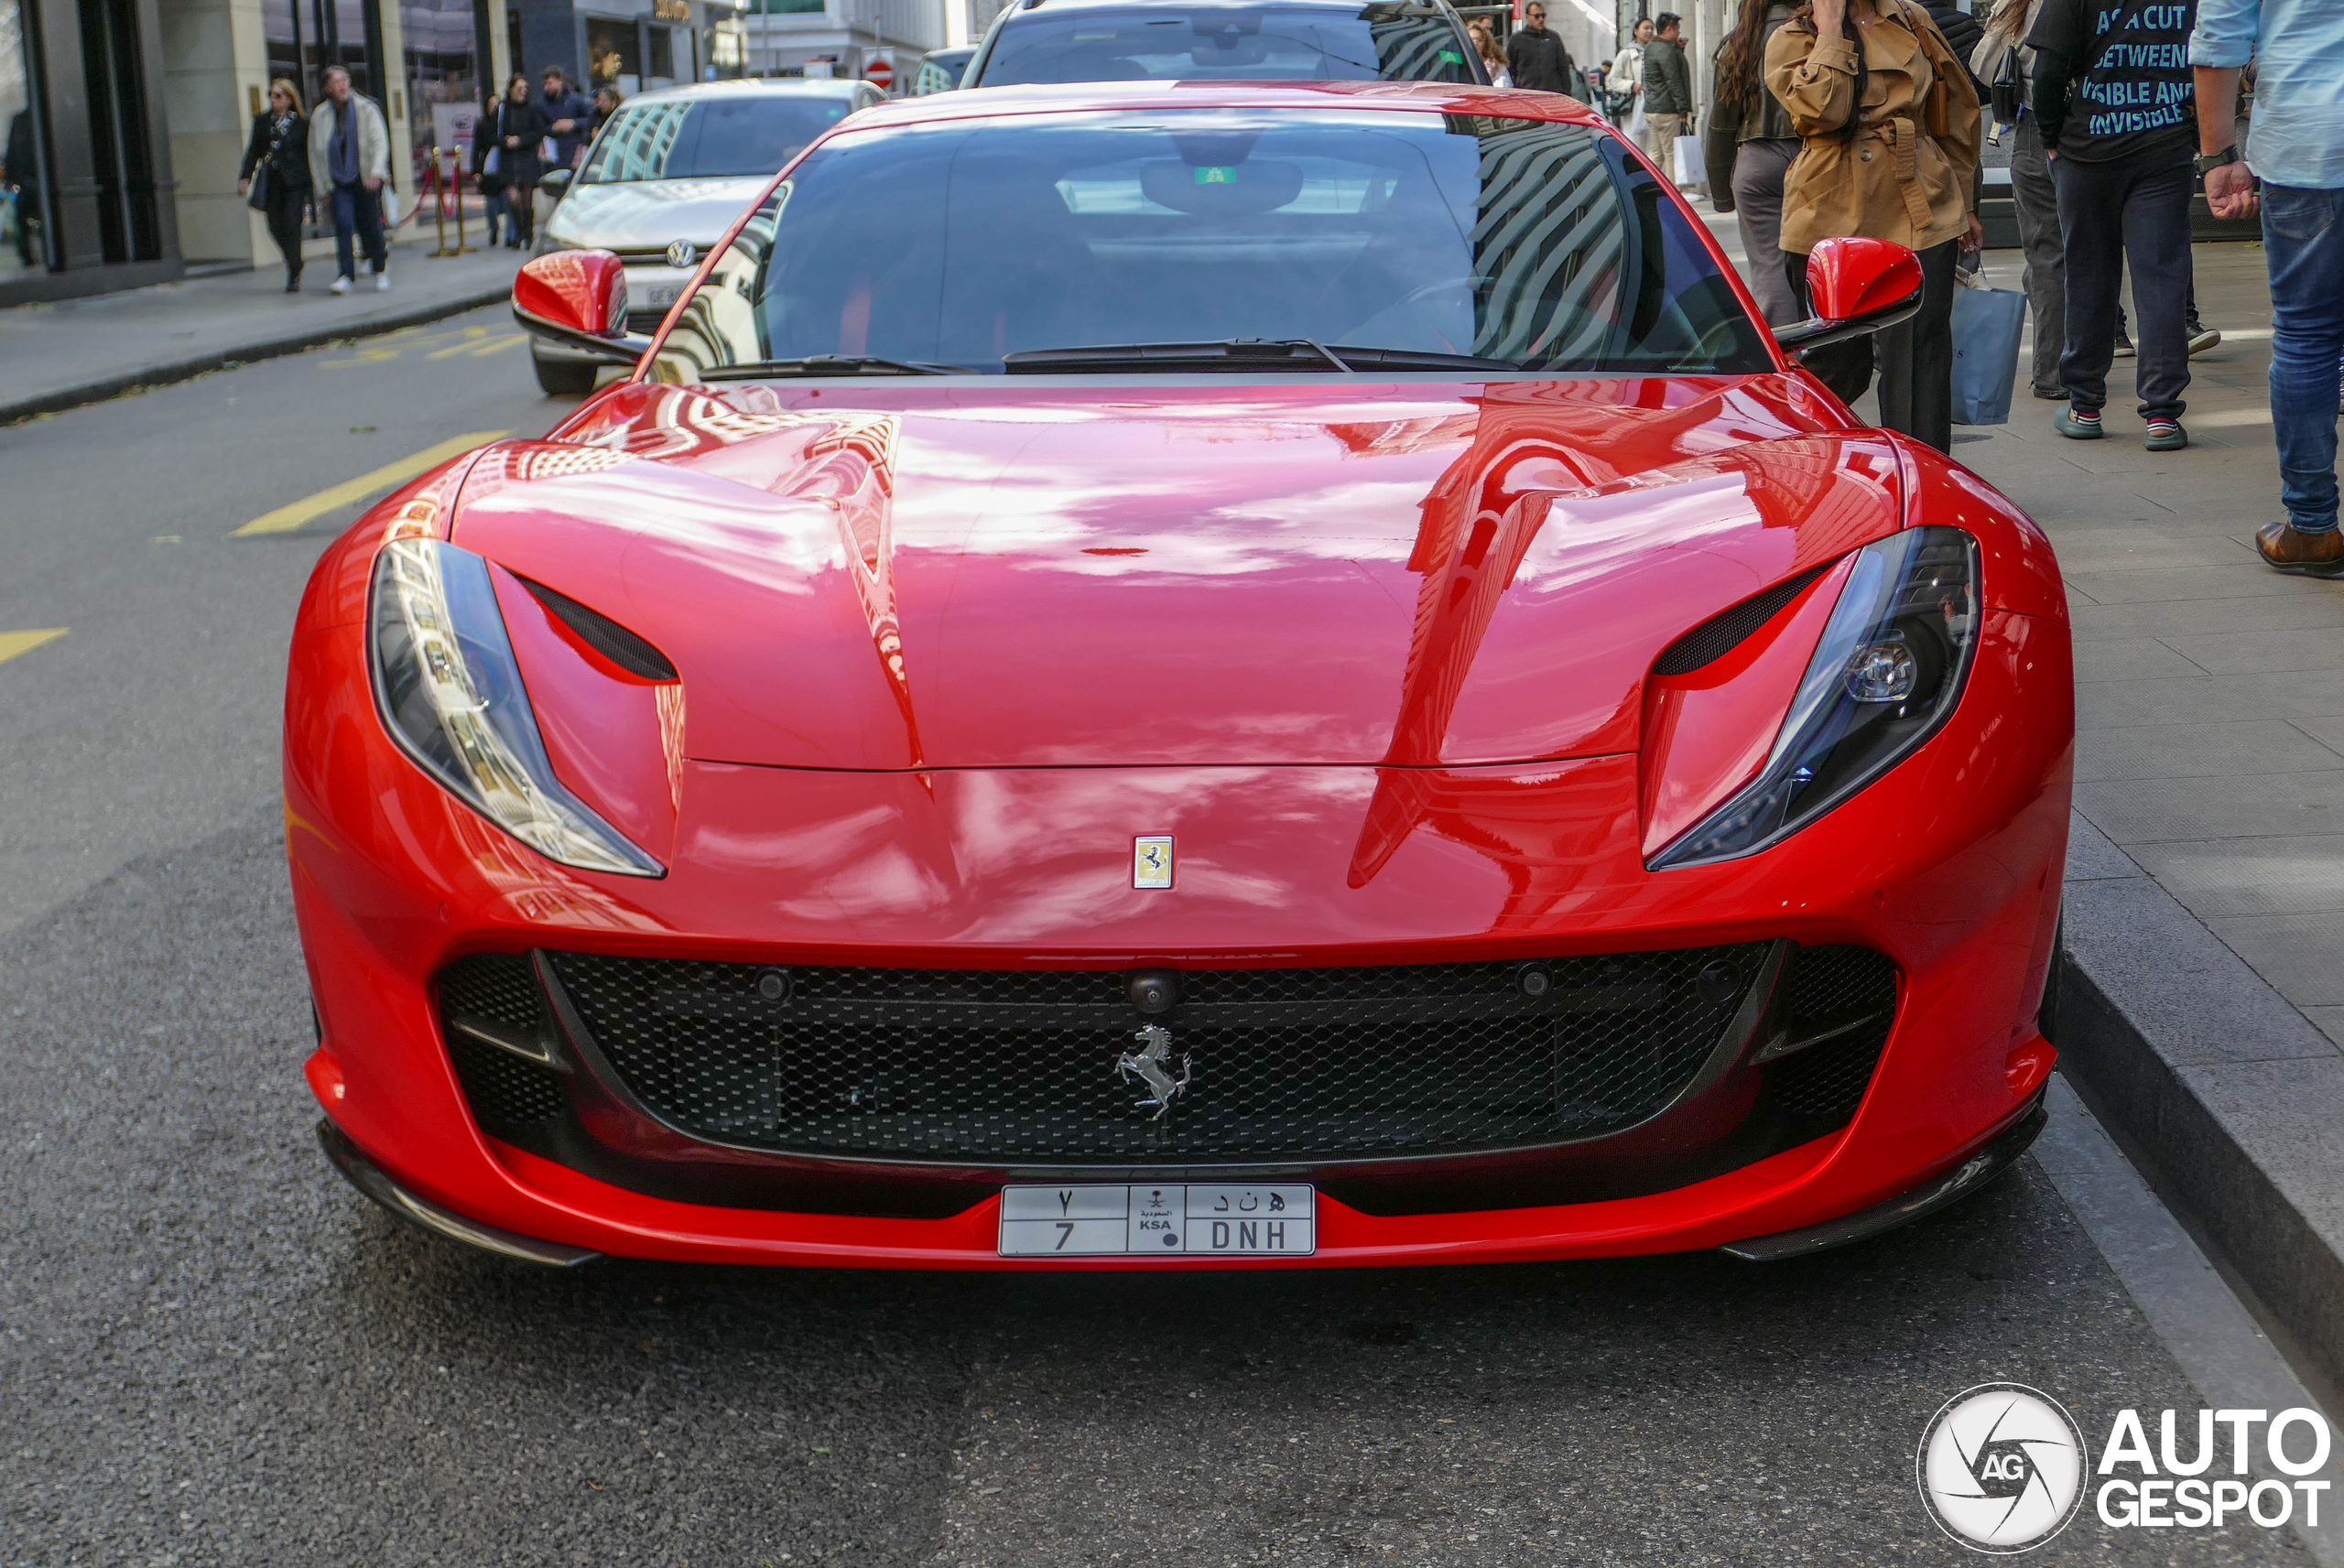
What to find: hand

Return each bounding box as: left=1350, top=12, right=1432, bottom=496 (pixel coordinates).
left=1963, top=212, right=1983, bottom=250
left=2205, top=159, right=2258, bottom=220
left=236, top=178, right=249, bottom=195
left=364, top=175, right=383, bottom=192
left=1813, top=0, right=1847, bottom=38
left=552, top=118, right=575, bottom=133
left=505, top=135, right=520, bottom=148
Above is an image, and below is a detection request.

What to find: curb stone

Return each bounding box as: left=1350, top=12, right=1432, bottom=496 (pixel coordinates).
left=2053, top=811, right=2344, bottom=1400
left=0, top=281, right=515, bottom=428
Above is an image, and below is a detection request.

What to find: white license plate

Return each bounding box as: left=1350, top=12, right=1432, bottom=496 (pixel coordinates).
left=641, top=283, right=683, bottom=308
left=998, top=1184, right=1315, bottom=1257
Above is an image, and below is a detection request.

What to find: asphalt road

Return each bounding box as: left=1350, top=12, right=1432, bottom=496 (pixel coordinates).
left=0, top=310, right=2316, bottom=1565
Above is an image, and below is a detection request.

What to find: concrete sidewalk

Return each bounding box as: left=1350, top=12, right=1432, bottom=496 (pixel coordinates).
left=0, top=235, right=522, bottom=426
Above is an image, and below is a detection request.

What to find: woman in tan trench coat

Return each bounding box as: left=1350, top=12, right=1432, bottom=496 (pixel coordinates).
left=1765, top=0, right=1981, bottom=452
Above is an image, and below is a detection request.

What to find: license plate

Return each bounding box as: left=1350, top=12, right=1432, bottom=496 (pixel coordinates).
left=641, top=283, right=683, bottom=308
left=998, top=1184, right=1315, bottom=1257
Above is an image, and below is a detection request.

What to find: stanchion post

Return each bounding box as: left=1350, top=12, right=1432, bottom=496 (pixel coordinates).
left=430, top=146, right=450, bottom=255
left=452, top=156, right=471, bottom=254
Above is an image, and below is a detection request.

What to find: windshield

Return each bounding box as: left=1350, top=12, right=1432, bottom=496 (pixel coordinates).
left=978, top=5, right=1479, bottom=83
left=581, top=95, right=855, bottom=183
left=649, top=110, right=1770, bottom=380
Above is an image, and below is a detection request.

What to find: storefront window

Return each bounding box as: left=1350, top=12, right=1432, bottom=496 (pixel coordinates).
left=402, top=0, right=478, bottom=173
left=266, top=0, right=382, bottom=108
left=587, top=16, right=640, bottom=96
left=2, top=0, right=50, bottom=277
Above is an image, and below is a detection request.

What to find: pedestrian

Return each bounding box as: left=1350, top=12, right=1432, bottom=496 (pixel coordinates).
left=1766, top=0, right=1984, bottom=452
left=306, top=65, right=391, bottom=296
left=588, top=86, right=623, bottom=142
left=1506, top=5, right=1585, bottom=100
left=1468, top=18, right=1512, bottom=85
left=1974, top=0, right=2067, bottom=399
left=471, top=90, right=507, bottom=247
left=1705, top=0, right=1804, bottom=325
left=540, top=67, right=593, bottom=171
left=1609, top=18, right=1654, bottom=123
left=2029, top=0, right=2198, bottom=450
left=1644, top=15, right=1696, bottom=177
left=486, top=75, right=549, bottom=251
left=238, top=79, right=313, bottom=294
left=5, top=106, right=40, bottom=269
left=2191, top=0, right=2344, bottom=573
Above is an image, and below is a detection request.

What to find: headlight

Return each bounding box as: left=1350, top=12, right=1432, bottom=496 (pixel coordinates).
left=369, top=538, right=664, bottom=877
left=1649, top=526, right=1979, bottom=870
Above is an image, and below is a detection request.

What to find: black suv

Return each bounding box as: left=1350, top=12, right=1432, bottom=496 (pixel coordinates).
left=963, top=0, right=1489, bottom=87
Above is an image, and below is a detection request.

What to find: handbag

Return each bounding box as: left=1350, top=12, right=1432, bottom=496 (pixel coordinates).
left=245, top=161, right=270, bottom=212
left=1673, top=134, right=1702, bottom=186
left=482, top=145, right=501, bottom=176
left=1949, top=271, right=2026, bottom=425
left=1989, top=45, right=2024, bottom=129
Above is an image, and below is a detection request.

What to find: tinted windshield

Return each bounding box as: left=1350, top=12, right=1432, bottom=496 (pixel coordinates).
left=650, top=110, right=1769, bottom=379
left=581, top=95, right=854, bottom=182
left=979, top=5, right=1478, bottom=83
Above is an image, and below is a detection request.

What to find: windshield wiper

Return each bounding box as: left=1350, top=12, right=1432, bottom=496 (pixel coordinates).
left=1001, top=341, right=1521, bottom=374
left=699, top=355, right=972, bottom=379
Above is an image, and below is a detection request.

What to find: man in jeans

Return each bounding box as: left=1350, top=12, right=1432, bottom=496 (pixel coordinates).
left=2193, top=0, right=2344, bottom=574
left=1644, top=14, right=1695, bottom=176
left=305, top=66, right=391, bottom=294
left=2030, top=0, right=2198, bottom=450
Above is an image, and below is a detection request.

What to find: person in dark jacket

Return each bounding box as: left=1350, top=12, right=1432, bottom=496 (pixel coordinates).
left=5, top=106, right=40, bottom=268
left=1505, top=5, right=1585, bottom=97
left=1644, top=14, right=1696, bottom=173
left=486, top=75, right=548, bottom=249
left=238, top=79, right=313, bottom=292
left=539, top=67, right=593, bottom=170
left=470, top=91, right=507, bottom=246
left=1703, top=0, right=1802, bottom=322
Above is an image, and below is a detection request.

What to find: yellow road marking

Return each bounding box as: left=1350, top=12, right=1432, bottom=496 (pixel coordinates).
left=0, top=629, right=67, bottom=665
left=321, top=347, right=401, bottom=367
left=466, top=334, right=525, bottom=357
left=233, top=432, right=511, bottom=536
left=428, top=330, right=519, bottom=360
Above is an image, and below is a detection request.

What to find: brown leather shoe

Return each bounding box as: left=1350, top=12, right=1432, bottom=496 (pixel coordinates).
left=2258, top=522, right=2344, bottom=578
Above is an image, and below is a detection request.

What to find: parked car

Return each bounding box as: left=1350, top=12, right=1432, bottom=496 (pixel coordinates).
left=528, top=77, right=884, bottom=395
left=908, top=44, right=975, bottom=92
left=962, top=0, right=1488, bottom=85
left=304, top=81, right=2070, bottom=1271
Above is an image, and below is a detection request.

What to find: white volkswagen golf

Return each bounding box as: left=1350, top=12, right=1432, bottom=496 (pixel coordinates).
left=530, top=76, right=885, bottom=394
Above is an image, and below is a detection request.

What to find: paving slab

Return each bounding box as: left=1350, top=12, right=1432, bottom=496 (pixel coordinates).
left=0, top=236, right=523, bottom=425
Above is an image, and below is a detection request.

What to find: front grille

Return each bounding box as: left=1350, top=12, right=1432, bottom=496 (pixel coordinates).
left=437, top=955, right=568, bottom=1135
left=1763, top=945, right=1897, bottom=1124
left=543, top=946, right=1773, bottom=1163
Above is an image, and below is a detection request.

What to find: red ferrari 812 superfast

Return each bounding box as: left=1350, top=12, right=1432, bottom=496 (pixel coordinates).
left=286, top=81, right=2071, bottom=1269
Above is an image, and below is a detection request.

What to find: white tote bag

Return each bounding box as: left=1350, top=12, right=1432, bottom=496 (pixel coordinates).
left=1674, top=134, right=1702, bottom=186
left=1625, top=100, right=1648, bottom=143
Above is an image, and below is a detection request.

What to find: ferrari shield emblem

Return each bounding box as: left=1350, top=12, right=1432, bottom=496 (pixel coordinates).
left=1133, top=835, right=1173, bottom=890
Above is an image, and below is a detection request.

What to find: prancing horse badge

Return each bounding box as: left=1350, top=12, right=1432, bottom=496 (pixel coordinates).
left=1133, top=835, right=1173, bottom=890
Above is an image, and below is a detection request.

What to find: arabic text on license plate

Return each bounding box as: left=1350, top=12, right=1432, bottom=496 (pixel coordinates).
left=643, top=284, right=683, bottom=308
left=997, top=1184, right=1315, bottom=1256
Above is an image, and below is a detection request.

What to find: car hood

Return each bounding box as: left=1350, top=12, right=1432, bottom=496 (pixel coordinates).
left=541, top=177, right=774, bottom=253
left=451, top=375, right=1903, bottom=771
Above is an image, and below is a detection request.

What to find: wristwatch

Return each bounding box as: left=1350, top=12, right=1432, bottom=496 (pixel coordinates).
left=2197, top=144, right=2243, bottom=175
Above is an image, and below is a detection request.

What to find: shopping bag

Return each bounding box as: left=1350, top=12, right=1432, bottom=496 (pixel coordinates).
left=1950, top=276, right=2026, bottom=426
left=1625, top=100, right=1647, bottom=144
left=1674, top=134, right=1702, bottom=186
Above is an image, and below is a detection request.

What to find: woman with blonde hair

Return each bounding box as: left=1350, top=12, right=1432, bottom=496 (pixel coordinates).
left=237, top=78, right=312, bottom=292
left=1765, top=0, right=1981, bottom=451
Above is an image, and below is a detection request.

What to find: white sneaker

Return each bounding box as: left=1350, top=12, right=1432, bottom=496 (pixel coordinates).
left=329, top=275, right=352, bottom=295
left=374, top=266, right=390, bottom=292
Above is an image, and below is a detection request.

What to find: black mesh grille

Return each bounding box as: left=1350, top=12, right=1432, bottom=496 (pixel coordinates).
left=1652, top=566, right=1829, bottom=676
left=1763, top=946, right=1897, bottom=1124
left=450, top=1036, right=570, bottom=1129
left=545, top=946, right=1772, bottom=1162
left=436, top=954, right=569, bottom=1134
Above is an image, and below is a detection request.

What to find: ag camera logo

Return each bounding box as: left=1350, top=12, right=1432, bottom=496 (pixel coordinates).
left=1916, top=1384, right=2089, bottom=1553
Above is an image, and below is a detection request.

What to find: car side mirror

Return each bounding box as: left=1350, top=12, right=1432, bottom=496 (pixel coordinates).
left=511, top=249, right=652, bottom=365
left=537, top=167, right=572, bottom=198
left=1774, top=236, right=1925, bottom=351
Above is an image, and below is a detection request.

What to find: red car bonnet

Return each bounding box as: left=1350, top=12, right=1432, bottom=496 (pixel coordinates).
left=449, top=373, right=1904, bottom=771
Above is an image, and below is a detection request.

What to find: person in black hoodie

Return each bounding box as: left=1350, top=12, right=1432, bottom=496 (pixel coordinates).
left=485, top=75, right=548, bottom=250
left=1506, top=5, right=1586, bottom=98
left=238, top=79, right=314, bottom=292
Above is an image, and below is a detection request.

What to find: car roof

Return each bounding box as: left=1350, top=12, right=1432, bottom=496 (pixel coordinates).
left=842, top=77, right=1608, bottom=132
left=613, top=77, right=876, bottom=109
left=922, top=45, right=976, bottom=62
left=997, top=0, right=1459, bottom=11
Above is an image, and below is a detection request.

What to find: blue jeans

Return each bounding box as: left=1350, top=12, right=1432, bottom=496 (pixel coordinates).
left=2264, top=184, right=2344, bottom=533
left=482, top=188, right=507, bottom=243
left=328, top=179, right=386, bottom=281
